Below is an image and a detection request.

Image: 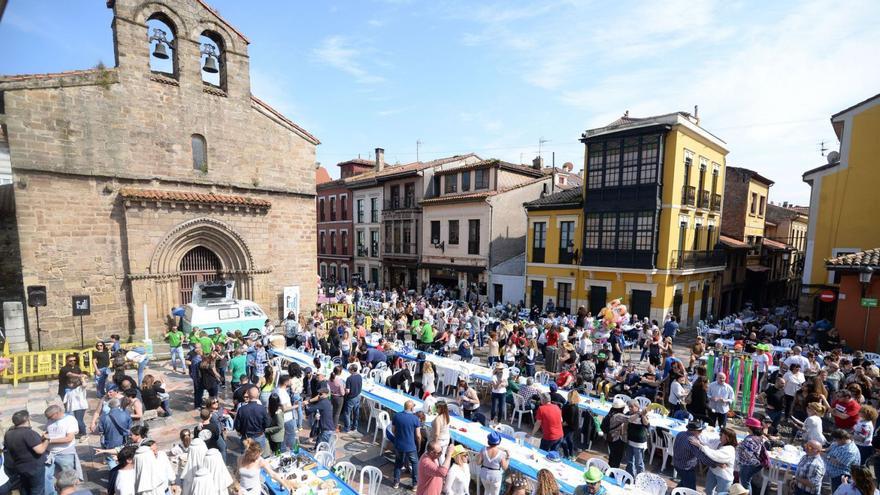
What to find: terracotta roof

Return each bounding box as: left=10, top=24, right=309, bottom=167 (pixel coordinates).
left=250, top=96, right=320, bottom=145
left=420, top=190, right=497, bottom=205
left=118, top=188, right=271, bottom=208
left=421, top=176, right=549, bottom=206
left=434, top=159, right=545, bottom=178
left=719, top=235, right=749, bottom=249
left=524, top=187, right=582, bottom=209
left=316, top=166, right=331, bottom=185
left=826, top=248, right=880, bottom=269
left=347, top=153, right=481, bottom=187
left=337, top=158, right=374, bottom=167
left=0, top=68, right=102, bottom=83
left=762, top=238, right=790, bottom=250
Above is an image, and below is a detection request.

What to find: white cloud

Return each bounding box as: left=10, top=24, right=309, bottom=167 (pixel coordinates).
left=311, top=36, right=385, bottom=84
left=455, top=0, right=880, bottom=203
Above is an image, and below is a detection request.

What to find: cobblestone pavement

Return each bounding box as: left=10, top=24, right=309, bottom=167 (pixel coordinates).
left=0, top=328, right=724, bottom=494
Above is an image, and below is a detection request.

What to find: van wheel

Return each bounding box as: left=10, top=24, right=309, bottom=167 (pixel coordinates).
left=247, top=329, right=261, bottom=340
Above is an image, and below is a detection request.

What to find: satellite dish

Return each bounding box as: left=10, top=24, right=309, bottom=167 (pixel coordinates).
left=562, top=162, right=574, bottom=172
left=826, top=151, right=840, bottom=164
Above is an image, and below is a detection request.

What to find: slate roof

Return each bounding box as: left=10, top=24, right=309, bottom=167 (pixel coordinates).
left=826, top=248, right=880, bottom=269
left=524, top=187, right=582, bottom=209
left=118, top=188, right=271, bottom=208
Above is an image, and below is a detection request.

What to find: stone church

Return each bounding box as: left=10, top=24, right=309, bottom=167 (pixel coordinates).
left=0, top=0, right=318, bottom=349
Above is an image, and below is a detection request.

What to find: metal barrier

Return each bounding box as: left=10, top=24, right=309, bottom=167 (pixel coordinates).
left=0, top=341, right=145, bottom=386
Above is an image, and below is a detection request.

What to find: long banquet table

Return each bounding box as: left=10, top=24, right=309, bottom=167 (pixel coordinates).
left=270, top=347, right=637, bottom=495
left=362, top=345, right=805, bottom=468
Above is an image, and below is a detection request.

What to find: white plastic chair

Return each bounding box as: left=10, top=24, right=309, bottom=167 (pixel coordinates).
left=494, top=424, right=515, bottom=437
left=526, top=436, right=541, bottom=448
left=365, top=400, right=384, bottom=434
left=613, top=394, right=632, bottom=404
left=446, top=403, right=461, bottom=416
left=779, top=338, right=795, bottom=348
left=760, top=462, right=788, bottom=495
left=864, top=352, right=880, bottom=362
left=468, top=452, right=482, bottom=495
left=470, top=357, right=482, bottom=365
left=511, top=394, right=534, bottom=428
left=316, top=441, right=332, bottom=455
left=359, top=466, right=383, bottom=495
left=635, top=396, right=651, bottom=409
left=314, top=451, right=335, bottom=467
left=535, top=371, right=551, bottom=385
left=635, top=472, right=668, bottom=495
left=370, top=368, right=387, bottom=384
left=376, top=412, right=392, bottom=452
left=671, top=488, right=700, bottom=495
left=334, top=461, right=357, bottom=485
left=606, top=468, right=634, bottom=486
left=513, top=431, right=528, bottom=445
left=586, top=457, right=610, bottom=473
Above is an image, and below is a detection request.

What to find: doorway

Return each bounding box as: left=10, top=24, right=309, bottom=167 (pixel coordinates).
left=686, top=289, right=697, bottom=326
left=179, top=246, right=222, bottom=304
left=673, top=289, right=683, bottom=320
left=700, top=282, right=710, bottom=321
left=589, top=286, right=607, bottom=316
left=493, top=284, right=503, bottom=304
left=530, top=280, right=544, bottom=309
left=630, top=290, right=651, bottom=321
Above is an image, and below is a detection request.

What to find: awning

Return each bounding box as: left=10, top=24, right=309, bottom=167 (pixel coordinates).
left=747, top=265, right=771, bottom=273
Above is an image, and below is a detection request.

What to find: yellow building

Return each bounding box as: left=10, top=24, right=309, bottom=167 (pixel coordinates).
left=801, top=93, right=880, bottom=320
left=525, top=111, right=729, bottom=325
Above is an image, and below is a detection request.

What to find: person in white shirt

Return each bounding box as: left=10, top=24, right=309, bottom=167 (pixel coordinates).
left=692, top=427, right=737, bottom=495
left=443, top=445, right=471, bottom=495
left=45, top=405, right=82, bottom=484
left=783, top=363, right=806, bottom=416
left=784, top=346, right=810, bottom=370
left=669, top=374, right=691, bottom=415
left=707, top=372, right=735, bottom=428
left=791, top=402, right=826, bottom=445
left=490, top=363, right=508, bottom=423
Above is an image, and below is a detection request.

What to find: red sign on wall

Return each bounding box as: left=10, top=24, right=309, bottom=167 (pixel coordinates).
left=819, top=290, right=837, bottom=303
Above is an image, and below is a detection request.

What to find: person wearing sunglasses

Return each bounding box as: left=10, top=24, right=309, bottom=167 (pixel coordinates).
left=92, top=341, right=111, bottom=398
left=574, top=466, right=607, bottom=495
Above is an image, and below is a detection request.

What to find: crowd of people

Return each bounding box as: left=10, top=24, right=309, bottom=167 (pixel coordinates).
left=3, top=283, right=880, bottom=495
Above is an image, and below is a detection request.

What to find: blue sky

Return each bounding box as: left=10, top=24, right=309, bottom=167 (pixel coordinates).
left=3, top=0, right=879, bottom=204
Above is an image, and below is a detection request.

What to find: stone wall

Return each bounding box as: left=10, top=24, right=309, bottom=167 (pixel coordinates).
left=0, top=0, right=317, bottom=347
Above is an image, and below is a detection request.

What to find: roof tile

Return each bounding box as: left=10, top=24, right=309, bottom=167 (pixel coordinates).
left=826, top=248, right=880, bottom=269
left=118, top=188, right=271, bottom=208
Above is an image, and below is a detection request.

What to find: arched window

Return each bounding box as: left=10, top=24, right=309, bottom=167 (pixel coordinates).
left=192, top=134, right=207, bottom=171
left=147, top=14, right=177, bottom=77
left=200, top=31, right=226, bottom=89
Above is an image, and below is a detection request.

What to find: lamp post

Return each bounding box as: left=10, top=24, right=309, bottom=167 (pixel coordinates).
left=860, top=266, right=874, bottom=351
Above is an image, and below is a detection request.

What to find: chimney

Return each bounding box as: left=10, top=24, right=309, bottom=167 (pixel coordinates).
left=532, top=156, right=543, bottom=170
left=783, top=201, right=789, bottom=208
left=375, top=148, right=385, bottom=171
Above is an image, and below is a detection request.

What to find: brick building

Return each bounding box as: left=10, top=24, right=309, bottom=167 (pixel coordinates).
left=317, top=158, right=374, bottom=287
left=0, top=0, right=319, bottom=348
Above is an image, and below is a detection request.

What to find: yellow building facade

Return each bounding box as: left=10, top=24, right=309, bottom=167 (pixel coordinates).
left=525, top=112, right=729, bottom=326
left=801, top=93, right=880, bottom=319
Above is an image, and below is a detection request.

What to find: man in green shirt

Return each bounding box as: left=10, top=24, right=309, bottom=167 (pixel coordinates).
left=165, top=328, right=184, bottom=373
left=420, top=321, right=434, bottom=349
left=228, top=348, right=247, bottom=389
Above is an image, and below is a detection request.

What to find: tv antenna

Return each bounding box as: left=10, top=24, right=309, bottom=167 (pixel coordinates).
left=538, top=137, right=550, bottom=157
left=416, top=139, right=423, bottom=162
left=818, top=140, right=828, bottom=157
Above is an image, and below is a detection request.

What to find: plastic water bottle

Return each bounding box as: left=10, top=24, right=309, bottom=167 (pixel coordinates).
left=600, top=392, right=606, bottom=405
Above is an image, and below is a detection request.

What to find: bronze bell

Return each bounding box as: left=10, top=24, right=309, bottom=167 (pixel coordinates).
left=152, top=42, right=169, bottom=60
left=203, top=55, right=219, bottom=73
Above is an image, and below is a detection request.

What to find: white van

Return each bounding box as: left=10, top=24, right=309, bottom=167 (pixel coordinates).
left=180, top=281, right=267, bottom=338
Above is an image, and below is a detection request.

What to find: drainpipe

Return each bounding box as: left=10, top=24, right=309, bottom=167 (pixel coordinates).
left=487, top=199, right=494, bottom=302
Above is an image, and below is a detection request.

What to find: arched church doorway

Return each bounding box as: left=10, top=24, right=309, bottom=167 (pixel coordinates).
left=179, top=246, right=222, bottom=304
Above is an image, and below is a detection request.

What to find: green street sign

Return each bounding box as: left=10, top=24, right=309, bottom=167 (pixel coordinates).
left=862, top=298, right=878, bottom=308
